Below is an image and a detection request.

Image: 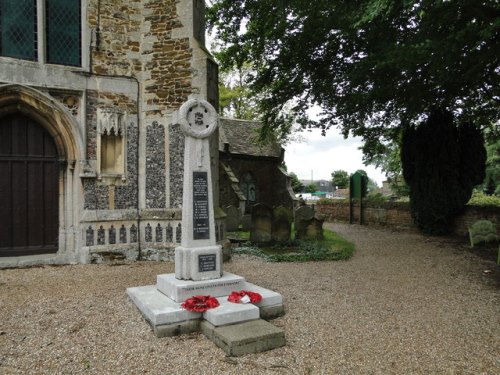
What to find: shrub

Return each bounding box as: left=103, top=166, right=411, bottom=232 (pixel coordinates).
left=317, top=198, right=346, bottom=205
left=364, top=192, right=389, bottom=207
left=467, top=191, right=500, bottom=207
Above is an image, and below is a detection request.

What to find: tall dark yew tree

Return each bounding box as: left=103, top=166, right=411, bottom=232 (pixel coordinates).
left=402, top=109, right=486, bottom=234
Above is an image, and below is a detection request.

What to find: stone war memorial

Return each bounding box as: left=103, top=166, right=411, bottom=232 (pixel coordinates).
left=128, top=99, right=285, bottom=356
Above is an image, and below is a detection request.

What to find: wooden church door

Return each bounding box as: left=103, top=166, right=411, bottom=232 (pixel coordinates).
left=0, top=114, right=59, bottom=257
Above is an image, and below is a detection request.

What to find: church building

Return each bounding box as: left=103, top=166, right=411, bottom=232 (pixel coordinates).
left=0, top=0, right=220, bottom=266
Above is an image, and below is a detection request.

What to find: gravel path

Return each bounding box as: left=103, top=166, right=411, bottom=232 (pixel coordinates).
left=0, top=224, right=498, bottom=374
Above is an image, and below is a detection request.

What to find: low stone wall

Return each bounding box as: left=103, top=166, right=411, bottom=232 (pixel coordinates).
left=315, top=202, right=500, bottom=236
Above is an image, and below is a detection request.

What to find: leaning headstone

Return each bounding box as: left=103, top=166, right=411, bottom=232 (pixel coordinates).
left=272, top=206, right=292, bottom=242
left=250, top=204, right=273, bottom=243
left=303, top=217, right=324, bottom=240
left=225, top=205, right=241, bottom=232
left=294, top=205, right=314, bottom=237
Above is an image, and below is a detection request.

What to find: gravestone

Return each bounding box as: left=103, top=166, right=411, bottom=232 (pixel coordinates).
left=294, top=205, right=314, bottom=238
left=303, top=217, right=324, bottom=240
left=225, top=205, right=241, bottom=232
left=295, top=205, right=314, bottom=227
left=250, top=204, right=273, bottom=243
left=272, top=206, right=292, bottom=242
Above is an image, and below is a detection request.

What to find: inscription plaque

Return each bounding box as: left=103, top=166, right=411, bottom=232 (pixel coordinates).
left=193, top=171, right=210, bottom=239
left=199, top=254, right=217, bottom=272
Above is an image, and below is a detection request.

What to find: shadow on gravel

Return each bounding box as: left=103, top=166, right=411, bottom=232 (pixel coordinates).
left=433, top=234, right=500, bottom=289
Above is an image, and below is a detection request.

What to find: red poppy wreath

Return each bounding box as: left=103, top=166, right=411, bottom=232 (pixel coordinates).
left=181, top=295, right=220, bottom=312
left=227, top=290, right=262, bottom=304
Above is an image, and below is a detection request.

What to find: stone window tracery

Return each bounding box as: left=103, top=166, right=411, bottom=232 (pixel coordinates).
left=97, top=108, right=127, bottom=182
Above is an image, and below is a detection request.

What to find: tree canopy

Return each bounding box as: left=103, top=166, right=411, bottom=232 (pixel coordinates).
left=305, top=183, right=317, bottom=194
left=366, top=138, right=410, bottom=196
left=331, top=170, right=349, bottom=189
left=207, top=0, right=499, bottom=157
left=289, top=172, right=305, bottom=193
left=219, top=64, right=260, bottom=120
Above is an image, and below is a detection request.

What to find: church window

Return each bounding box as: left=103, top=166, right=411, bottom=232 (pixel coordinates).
left=46, top=0, right=81, bottom=66
left=0, top=0, right=81, bottom=66
left=241, top=172, right=257, bottom=203
left=0, top=0, right=37, bottom=60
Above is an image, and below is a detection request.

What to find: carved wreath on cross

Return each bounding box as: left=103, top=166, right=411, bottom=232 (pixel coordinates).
left=177, top=99, right=218, bottom=139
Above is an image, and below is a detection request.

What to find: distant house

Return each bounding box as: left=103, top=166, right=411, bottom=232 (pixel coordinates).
left=332, top=189, right=349, bottom=199
left=300, top=179, right=335, bottom=193
left=218, top=118, right=295, bottom=214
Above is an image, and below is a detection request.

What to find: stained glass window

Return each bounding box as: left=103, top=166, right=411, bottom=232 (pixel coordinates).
left=46, top=0, right=81, bottom=66
left=0, top=0, right=37, bottom=60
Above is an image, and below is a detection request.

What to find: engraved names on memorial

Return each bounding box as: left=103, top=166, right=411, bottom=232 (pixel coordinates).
left=198, top=254, right=217, bottom=272
left=193, top=171, right=210, bottom=239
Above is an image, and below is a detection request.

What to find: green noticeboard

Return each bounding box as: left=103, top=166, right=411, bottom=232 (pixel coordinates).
left=349, top=171, right=367, bottom=225
left=350, top=172, right=367, bottom=199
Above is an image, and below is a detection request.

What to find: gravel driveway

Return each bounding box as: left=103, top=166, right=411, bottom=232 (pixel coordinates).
left=0, top=223, right=498, bottom=374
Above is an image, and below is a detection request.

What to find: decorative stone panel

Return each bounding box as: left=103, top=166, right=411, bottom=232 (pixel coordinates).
left=169, top=123, right=184, bottom=208
left=51, top=91, right=81, bottom=118
left=115, top=121, right=139, bottom=209
left=83, top=180, right=110, bottom=210
left=86, top=90, right=99, bottom=160
left=146, top=121, right=166, bottom=208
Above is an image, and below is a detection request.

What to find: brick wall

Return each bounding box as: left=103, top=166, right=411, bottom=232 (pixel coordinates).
left=316, top=202, right=500, bottom=236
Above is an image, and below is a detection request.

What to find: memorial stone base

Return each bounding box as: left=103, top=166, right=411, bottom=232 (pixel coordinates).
left=127, top=273, right=286, bottom=355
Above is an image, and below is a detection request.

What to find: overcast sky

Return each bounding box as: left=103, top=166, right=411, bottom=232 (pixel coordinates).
left=284, top=128, right=387, bottom=186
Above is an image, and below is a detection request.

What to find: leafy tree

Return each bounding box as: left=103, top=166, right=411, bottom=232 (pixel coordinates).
left=366, top=139, right=410, bottom=196
left=305, top=183, right=317, bottom=194
left=219, top=65, right=259, bottom=120
left=354, top=169, right=379, bottom=193
left=402, top=109, right=486, bottom=234
left=289, top=172, right=305, bottom=193
left=331, top=170, right=349, bottom=189
left=207, top=0, right=498, bottom=156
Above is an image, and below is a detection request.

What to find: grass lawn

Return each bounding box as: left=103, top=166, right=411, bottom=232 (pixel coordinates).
left=228, top=228, right=355, bottom=262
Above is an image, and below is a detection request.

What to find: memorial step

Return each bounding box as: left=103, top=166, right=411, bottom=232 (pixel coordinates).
left=156, top=272, right=245, bottom=303
left=203, top=297, right=260, bottom=326
left=126, top=285, right=201, bottom=326
left=201, top=319, right=286, bottom=356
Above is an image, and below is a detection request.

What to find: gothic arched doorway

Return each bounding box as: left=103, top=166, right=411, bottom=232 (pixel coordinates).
left=0, top=113, right=59, bottom=256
